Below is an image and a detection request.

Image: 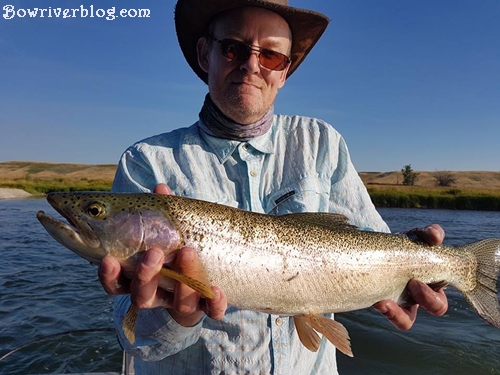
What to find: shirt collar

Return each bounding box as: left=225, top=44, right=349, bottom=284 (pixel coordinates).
left=197, top=119, right=275, bottom=164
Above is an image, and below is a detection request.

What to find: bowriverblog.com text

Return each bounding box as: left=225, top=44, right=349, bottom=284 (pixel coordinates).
left=3, top=5, right=150, bottom=20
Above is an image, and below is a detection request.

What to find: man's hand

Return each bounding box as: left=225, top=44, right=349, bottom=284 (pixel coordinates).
left=373, top=224, right=449, bottom=330
left=98, top=183, right=227, bottom=327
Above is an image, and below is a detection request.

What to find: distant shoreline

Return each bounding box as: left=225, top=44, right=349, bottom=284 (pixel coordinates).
left=0, top=188, right=33, bottom=200
left=1, top=160, right=500, bottom=189
left=1, top=161, right=499, bottom=210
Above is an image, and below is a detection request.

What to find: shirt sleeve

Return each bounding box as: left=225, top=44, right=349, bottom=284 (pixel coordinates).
left=327, top=134, right=391, bottom=233
left=111, top=147, right=156, bottom=193
left=113, top=295, right=205, bottom=361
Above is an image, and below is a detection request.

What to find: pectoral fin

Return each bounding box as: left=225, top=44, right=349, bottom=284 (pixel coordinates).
left=123, top=304, right=139, bottom=344
left=294, top=314, right=353, bottom=357
left=160, top=267, right=215, bottom=299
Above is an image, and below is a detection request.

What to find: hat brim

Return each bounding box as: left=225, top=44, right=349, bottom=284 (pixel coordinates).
left=175, top=0, right=329, bottom=83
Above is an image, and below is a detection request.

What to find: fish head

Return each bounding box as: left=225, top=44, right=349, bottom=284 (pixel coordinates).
left=37, top=191, right=146, bottom=264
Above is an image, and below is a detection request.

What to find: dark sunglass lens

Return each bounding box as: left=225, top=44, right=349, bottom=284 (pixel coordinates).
left=232, top=41, right=252, bottom=61
left=221, top=40, right=251, bottom=61
left=219, top=40, right=235, bottom=59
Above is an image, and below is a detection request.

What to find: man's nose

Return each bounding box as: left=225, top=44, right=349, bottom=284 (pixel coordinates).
left=239, top=51, right=260, bottom=73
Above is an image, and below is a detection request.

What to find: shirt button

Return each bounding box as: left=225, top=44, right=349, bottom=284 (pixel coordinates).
left=250, top=171, right=257, bottom=177
left=275, top=317, right=283, bottom=326
left=242, top=144, right=249, bottom=150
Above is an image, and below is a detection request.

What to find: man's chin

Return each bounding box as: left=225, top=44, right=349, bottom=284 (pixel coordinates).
left=225, top=105, right=264, bottom=124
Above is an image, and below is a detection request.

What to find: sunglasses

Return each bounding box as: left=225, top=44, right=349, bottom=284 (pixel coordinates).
left=209, top=35, right=291, bottom=71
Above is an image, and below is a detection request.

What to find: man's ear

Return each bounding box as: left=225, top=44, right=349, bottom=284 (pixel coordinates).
left=197, top=37, right=210, bottom=73
left=277, top=66, right=289, bottom=89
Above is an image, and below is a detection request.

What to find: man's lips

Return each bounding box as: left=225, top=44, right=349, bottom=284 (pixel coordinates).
left=233, top=80, right=261, bottom=89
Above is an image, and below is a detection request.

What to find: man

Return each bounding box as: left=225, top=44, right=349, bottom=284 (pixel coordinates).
left=99, top=1, right=448, bottom=373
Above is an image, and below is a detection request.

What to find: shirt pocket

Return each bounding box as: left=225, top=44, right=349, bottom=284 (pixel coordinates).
left=264, top=176, right=331, bottom=215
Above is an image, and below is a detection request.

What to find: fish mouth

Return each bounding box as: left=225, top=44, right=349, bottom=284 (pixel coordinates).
left=37, top=210, right=104, bottom=264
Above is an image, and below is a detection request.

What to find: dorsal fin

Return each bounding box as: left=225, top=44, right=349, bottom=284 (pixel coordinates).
left=278, top=212, right=359, bottom=231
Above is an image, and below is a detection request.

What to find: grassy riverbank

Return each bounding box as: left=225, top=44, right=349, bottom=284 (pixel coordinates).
left=367, top=186, right=500, bottom=211
left=1, top=161, right=500, bottom=210
left=360, top=171, right=500, bottom=211
left=0, top=178, right=112, bottom=194
left=0, top=161, right=114, bottom=194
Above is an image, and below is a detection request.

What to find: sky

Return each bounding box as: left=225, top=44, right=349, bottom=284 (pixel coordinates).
left=0, top=0, right=499, bottom=172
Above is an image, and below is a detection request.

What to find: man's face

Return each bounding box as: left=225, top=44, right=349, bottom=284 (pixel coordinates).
left=197, top=7, right=292, bottom=124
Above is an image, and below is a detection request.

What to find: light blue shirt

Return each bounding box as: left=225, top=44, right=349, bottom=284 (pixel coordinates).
left=111, top=114, right=390, bottom=374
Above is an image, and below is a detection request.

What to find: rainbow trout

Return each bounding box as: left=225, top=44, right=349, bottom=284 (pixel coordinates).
left=37, top=192, right=500, bottom=357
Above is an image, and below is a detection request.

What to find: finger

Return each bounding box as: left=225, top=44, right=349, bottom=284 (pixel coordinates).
left=172, top=247, right=203, bottom=315
left=153, top=183, right=173, bottom=195
left=406, top=224, right=445, bottom=245
left=130, top=247, right=165, bottom=308
left=373, top=300, right=418, bottom=331
left=98, top=256, right=130, bottom=295
left=173, top=280, right=201, bottom=315
left=408, top=280, right=448, bottom=316
left=203, top=286, right=227, bottom=320
left=421, top=224, right=445, bottom=245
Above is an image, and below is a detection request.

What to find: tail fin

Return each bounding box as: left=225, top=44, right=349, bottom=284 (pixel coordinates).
left=462, top=239, right=500, bottom=328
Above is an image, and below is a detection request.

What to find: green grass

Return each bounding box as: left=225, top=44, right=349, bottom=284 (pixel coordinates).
left=0, top=179, right=112, bottom=194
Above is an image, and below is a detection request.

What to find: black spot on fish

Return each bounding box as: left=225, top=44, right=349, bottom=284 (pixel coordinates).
left=285, top=272, right=299, bottom=282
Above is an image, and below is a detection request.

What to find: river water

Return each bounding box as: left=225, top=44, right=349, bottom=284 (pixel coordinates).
left=0, top=198, right=499, bottom=374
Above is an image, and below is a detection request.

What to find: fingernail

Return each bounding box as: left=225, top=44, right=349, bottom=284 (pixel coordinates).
left=408, top=280, right=423, bottom=294
left=377, top=304, right=387, bottom=314
left=181, top=247, right=196, bottom=261
left=144, top=249, right=162, bottom=267
left=100, top=257, right=114, bottom=275
left=211, top=287, right=220, bottom=301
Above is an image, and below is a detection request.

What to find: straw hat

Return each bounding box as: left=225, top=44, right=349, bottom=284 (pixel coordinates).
left=174, top=0, right=330, bottom=83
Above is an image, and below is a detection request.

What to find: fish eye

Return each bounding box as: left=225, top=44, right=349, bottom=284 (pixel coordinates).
left=87, top=203, right=105, bottom=217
